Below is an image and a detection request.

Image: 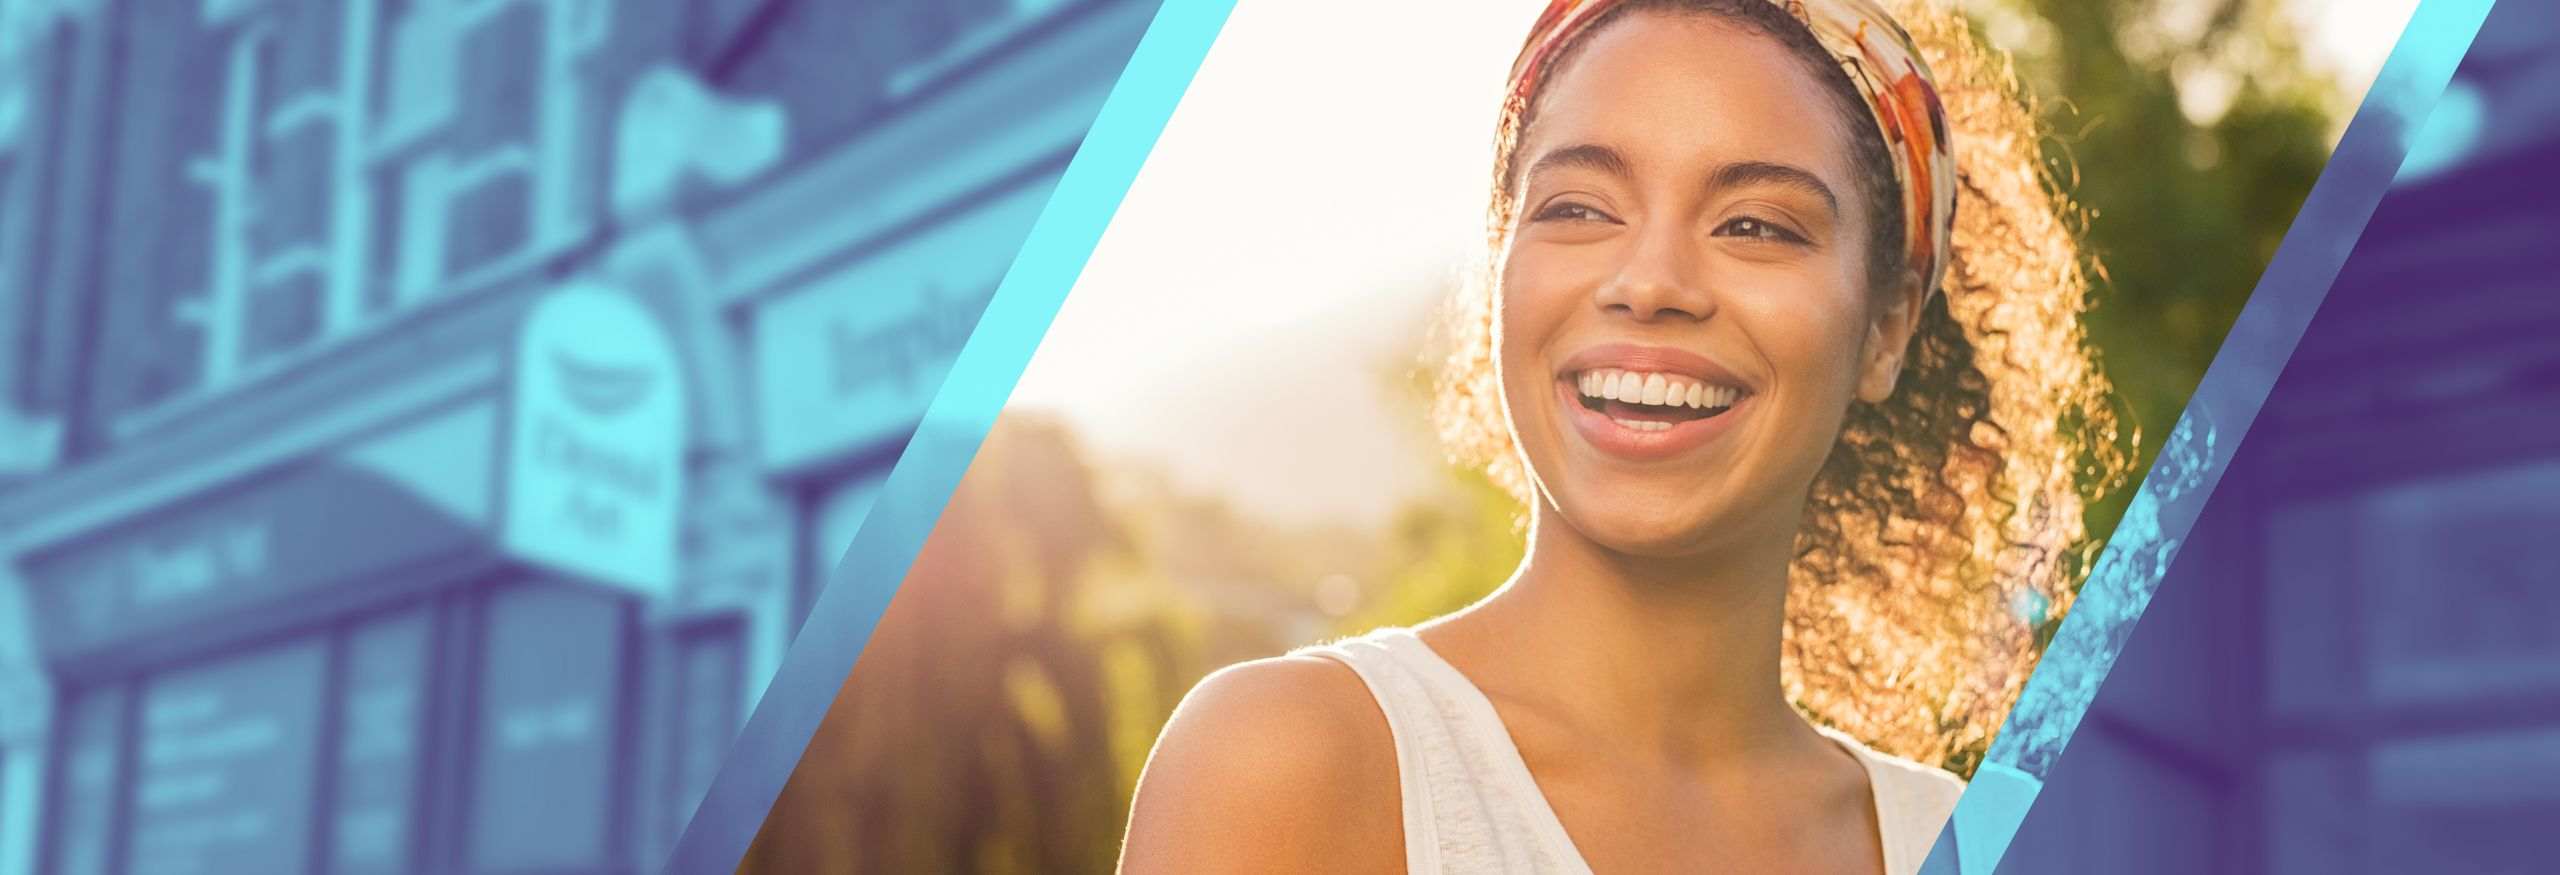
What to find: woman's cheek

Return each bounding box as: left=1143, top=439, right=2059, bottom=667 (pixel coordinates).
left=1761, top=300, right=1872, bottom=438
left=1497, top=253, right=1582, bottom=341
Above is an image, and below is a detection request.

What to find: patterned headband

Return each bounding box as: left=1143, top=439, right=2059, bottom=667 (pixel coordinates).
left=1507, top=0, right=1957, bottom=297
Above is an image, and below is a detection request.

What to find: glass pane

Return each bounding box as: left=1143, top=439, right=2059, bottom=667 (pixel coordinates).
left=99, top=13, right=229, bottom=411
left=2357, top=460, right=2560, bottom=705
left=330, top=609, right=432, bottom=875
left=128, top=638, right=328, bottom=875
left=469, top=583, right=626, bottom=871
left=2366, top=729, right=2560, bottom=872
left=48, top=685, right=127, bottom=875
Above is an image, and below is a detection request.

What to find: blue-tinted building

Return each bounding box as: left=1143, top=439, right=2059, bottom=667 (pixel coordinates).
left=1994, top=3, right=2560, bottom=870
left=0, top=1, right=1153, bottom=872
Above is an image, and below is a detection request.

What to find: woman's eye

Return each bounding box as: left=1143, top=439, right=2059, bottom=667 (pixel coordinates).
left=1715, top=217, right=1807, bottom=244
left=1532, top=202, right=1616, bottom=223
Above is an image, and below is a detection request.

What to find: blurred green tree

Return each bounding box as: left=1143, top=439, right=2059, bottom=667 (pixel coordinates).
left=1974, top=0, right=2340, bottom=547
left=742, top=415, right=1194, bottom=874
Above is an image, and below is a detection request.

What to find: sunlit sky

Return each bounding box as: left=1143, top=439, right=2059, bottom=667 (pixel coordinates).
left=1009, top=0, right=2419, bottom=528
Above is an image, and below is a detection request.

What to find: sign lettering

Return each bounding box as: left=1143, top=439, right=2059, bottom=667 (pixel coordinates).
left=502, top=285, right=685, bottom=595
left=752, top=180, right=1051, bottom=471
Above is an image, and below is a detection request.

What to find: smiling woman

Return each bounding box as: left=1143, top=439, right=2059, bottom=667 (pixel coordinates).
left=1119, top=1, right=2122, bottom=873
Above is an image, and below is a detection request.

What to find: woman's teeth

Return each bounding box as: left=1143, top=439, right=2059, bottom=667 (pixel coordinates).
left=1573, top=368, right=1743, bottom=412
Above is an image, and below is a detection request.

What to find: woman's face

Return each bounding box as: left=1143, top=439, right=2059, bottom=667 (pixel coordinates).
left=1498, top=11, right=1921, bottom=557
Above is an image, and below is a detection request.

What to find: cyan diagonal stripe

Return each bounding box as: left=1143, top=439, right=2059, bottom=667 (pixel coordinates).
left=660, top=2, right=1238, bottom=870
left=1916, top=1, right=2500, bottom=872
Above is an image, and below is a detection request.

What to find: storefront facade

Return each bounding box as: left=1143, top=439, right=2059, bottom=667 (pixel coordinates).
left=3, top=275, right=708, bottom=875
left=0, top=1, right=1156, bottom=873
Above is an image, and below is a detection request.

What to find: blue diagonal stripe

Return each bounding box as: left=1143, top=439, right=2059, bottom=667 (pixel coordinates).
left=1918, top=1, right=2500, bottom=872
left=660, top=1, right=1238, bottom=870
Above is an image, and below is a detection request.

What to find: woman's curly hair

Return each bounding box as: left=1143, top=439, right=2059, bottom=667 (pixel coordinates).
left=1432, top=0, right=2131, bottom=772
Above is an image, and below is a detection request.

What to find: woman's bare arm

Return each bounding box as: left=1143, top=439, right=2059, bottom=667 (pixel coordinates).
left=1118, top=655, right=1405, bottom=874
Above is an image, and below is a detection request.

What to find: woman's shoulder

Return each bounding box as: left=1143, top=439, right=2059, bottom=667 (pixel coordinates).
left=1154, top=627, right=1427, bottom=784
left=1120, top=651, right=1405, bottom=872
left=1167, top=652, right=1394, bottom=758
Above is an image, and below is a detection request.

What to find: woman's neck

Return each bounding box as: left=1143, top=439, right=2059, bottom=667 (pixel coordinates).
left=1436, top=504, right=1813, bottom=765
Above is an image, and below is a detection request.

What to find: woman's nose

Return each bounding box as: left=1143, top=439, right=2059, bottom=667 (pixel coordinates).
left=1592, top=222, right=1715, bottom=322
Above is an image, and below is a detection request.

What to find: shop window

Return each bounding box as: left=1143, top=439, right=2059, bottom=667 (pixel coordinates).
left=468, top=583, right=629, bottom=872
left=127, top=639, right=329, bottom=875
left=330, top=608, right=433, bottom=875
left=2269, top=459, right=2560, bottom=714
left=2261, top=456, right=2560, bottom=872
left=2363, top=728, right=2560, bottom=870
left=32, top=580, right=644, bottom=875
left=2351, top=461, right=2560, bottom=705
left=2267, top=729, right=2560, bottom=873
left=43, top=685, right=126, bottom=875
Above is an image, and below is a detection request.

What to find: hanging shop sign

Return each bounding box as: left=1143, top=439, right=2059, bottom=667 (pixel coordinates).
left=502, top=284, right=686, bottom=596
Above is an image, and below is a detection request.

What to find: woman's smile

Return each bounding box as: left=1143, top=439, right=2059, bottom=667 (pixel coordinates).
left=1553, top=343, right=1757, bottom=460
left=1493, top=13, right=1888, bottom=553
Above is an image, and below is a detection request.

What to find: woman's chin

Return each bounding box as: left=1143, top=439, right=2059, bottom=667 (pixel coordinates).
left=1597, top=534, right=1712, bottom=561
left=1551, top=502, right=1725, bottom=559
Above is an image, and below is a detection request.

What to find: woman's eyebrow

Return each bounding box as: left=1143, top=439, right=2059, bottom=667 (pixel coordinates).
left=1524, top=143, right=1635, bottom=182
left=1710, top=160, right=1839, bottom=217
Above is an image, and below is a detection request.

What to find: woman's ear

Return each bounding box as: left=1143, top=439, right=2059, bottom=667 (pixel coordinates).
left=1856, top=268, right=1929, bottom=403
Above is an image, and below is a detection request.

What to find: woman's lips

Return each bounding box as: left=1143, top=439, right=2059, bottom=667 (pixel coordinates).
left=1554, top=376, right=1749, bottom=461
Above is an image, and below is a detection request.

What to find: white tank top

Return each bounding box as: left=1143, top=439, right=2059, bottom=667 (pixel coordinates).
left=1300, top=627, right=1966, bottom=875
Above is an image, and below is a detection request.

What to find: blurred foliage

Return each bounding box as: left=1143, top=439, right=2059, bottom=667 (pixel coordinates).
left=1970, top=0, right=2341, bottom=543
left=742, top=416, right=1159, bottom=873
left=741, top=2, right=2353, bottom=869
left=741, top=413, right=1387, bottom=873
left=1338, top=466, right=1527, bottom=636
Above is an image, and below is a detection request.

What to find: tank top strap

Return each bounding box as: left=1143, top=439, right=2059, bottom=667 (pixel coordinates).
left=1297, top=628, right=1592, bottom=875
left=1814, top=725, right=1968, bottom=874
left=1298, top=627, right=1964, bottom=874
